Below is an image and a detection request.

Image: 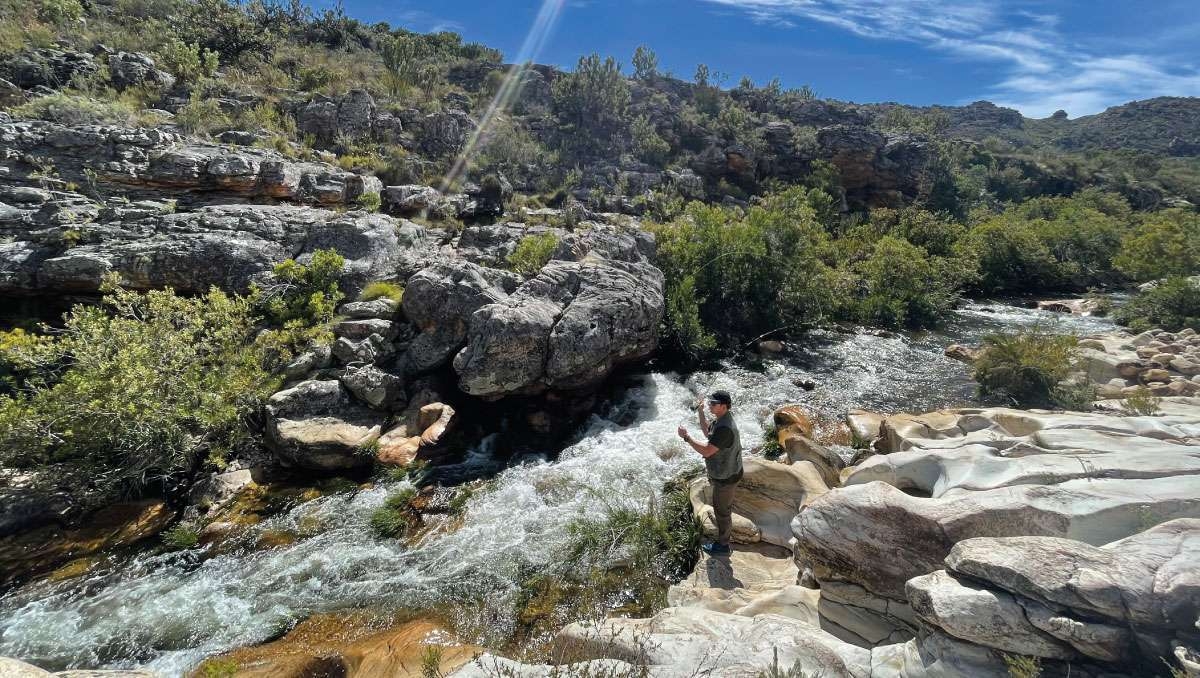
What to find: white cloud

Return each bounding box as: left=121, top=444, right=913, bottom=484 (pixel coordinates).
left=697, top=0, right=1200, bottom=116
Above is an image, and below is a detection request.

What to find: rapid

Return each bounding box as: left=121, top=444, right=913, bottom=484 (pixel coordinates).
left=0, top=302, right=1118, bottom=676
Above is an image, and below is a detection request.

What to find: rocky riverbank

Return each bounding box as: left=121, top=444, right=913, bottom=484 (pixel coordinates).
left=454, top=394, right=1200, bottom=677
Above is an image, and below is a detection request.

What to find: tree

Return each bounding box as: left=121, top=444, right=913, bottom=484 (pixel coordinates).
left=1114, top=209, right=1200, bottom=281
left=381, top=34, right=421, bottom=97
left=551, top=54, right=631, bottom=154
left=632, top=45, right=658, bottom=81
left=631, top=115, right=670, bottom=166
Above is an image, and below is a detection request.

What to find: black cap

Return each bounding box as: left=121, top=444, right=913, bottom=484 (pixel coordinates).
left=707, top=390, right=732, bottom=407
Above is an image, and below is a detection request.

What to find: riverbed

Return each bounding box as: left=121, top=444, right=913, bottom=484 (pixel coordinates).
left=0, top=301, right=1118, bottom=676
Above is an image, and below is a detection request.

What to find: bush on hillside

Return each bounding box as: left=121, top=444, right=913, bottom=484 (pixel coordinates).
left=1114, top=209, right=1200, bottom=282
left=1115, top=276, right=1200, bottom=333
left=0, top=282, right=281, bottom=506
left=956, top=220, right=1063, bottom=294
left=552, top=53, right=630, bottom=155
left=972, top=328, right=1080, bottom=408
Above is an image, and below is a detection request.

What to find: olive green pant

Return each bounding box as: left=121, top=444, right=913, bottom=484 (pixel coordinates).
left=711, top=474, right=741, bottom=546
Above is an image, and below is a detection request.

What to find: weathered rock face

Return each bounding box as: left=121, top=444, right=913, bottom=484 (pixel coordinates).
left=453, top=259, right=664, bottom=395
left=788, top=399, right=1200, bottom=675
left=0, top=499, right=174, bottom=588
left=289, top=89, right=405, bottom=146
left=106, top=52, right=174, bottom=91
left=0, top=203, right=432, bottom=296
left=0, top=120, right=380, bottom=207
left=402, top=261, right=523, bottom=373
left=1, top=48, right=97, bottom=90
left=263, top=380, right=384, bottom=470
left=816, top=126, right=939, bottom=210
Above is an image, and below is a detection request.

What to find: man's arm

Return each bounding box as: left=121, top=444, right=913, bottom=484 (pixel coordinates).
left=678, top=426, right=719, bottom=458
left=697, top=400, right=710, bottom=436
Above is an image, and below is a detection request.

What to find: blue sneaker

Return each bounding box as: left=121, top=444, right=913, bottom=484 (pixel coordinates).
left=702, top=542, right=731, bottom=555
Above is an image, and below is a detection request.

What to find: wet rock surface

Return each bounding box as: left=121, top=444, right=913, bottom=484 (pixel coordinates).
left=458, top=397, right=1200, bottom=677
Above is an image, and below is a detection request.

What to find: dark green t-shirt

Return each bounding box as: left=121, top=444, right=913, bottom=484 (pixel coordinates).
left=704, top=413, right=743, bottom=482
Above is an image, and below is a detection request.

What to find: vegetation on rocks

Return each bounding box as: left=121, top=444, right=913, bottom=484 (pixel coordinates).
left=0, top=282, right=280, bottom=506
left=971, top=327, right=1081, bottom=408
left=507, top=233, right=560, bottom=276
left=1116, top=276, right=1200, bottom=333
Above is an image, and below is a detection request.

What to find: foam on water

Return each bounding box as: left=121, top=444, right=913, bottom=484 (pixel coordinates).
left=0, top=301, right=1119, bottom=675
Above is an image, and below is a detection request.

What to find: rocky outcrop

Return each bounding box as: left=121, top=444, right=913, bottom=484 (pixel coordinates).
left=0, top=499, right=174, bottom=588
left=106, top=52, right=174, bottom=91
left=816, top=126, right=939, bottom=210
left=289, top=89, right=405, bottom=145
left=1, top=48, right=97, bottom=90
left=402, top=261, right=522, bottom=373
left=453, top=259, right=663, bottom=395
left=0, top=202, right=432, bottom=296
left=0, top=120, right=381, bottom=207
left=263, top=380, right=384, bottom=470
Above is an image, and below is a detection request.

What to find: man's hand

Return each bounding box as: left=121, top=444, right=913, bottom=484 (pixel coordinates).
left=696, top=397, right=706, bottom=412
left=677, top=425, right=690, bottom=441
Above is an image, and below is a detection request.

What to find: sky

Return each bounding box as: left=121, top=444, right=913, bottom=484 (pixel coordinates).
left=325, top=0, right=1200, bottom=119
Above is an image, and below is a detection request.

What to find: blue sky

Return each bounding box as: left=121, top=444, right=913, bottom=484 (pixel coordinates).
left=326, top=0, right=1200, bottom=118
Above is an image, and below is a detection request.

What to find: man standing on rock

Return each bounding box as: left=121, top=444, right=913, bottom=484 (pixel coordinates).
left=677, top=390, right=743, bottom=556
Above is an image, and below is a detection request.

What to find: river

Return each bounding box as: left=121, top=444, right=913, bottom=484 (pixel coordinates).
left=0, top=301, right=1118, bottom=676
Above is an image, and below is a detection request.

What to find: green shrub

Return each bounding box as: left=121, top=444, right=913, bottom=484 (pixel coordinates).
left=1122, top=387, right=1162, bottom=416
left=358, top=281, right=404, bottom=303
left=1115, top=276, right=1200, bottom=332
left=760, top=425, right=783, bottom=460
left=507, top=233, right=559, bottom=276
left=162, top=524, right=200, bottom=550
left=156, top=38, right=219, bottom=84
left=174, top=97, right=231, bottom=136
left=972, top=328, right=1079, bottom=408
left=369, top=487, right=418, bottom=539
left=552, top=54, right=630, bottom=155
left=355, top=191, right=382, bottom=212
left=0, top=282, right=281, bottom=506
left=850, top=236, right=963, bottom=329
left=1114, top=209, right=1200, bottom=281
left=259, top=249, right=345, bottom=326
left=956, top=219, right=1063, bottom=294
left=1002, top=654, right=1042, bottom=678
left=380, top=34, right=421, bottom=97
left=632, top=45, right=658, bottom=81
left=35, top=0, right=82, bottom=23
left=650, top=188, right=839, bottom=357
left=630, top=114, right=670, bottom=166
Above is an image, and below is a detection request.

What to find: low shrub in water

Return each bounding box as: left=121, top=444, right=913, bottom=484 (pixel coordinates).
left=972, top=327, right=1080, bottom=408
left=370, top=487, right=418, bottom=539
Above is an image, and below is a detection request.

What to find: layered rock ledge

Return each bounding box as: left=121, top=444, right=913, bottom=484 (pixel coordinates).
left=453, top=398, right=1200, bottom=677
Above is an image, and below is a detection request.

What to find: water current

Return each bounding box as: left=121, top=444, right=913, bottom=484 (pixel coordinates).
left=0, top=302, right=1117, bottom=675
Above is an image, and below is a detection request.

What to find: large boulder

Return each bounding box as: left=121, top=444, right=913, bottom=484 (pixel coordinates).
left=401, top=261, right=522, bottom=373
left=264, top=380, right=384, bottom=470
left=107, top=52, right=174, bottom=91
left=453, top=260, right=664, bottom=396
left=794, top=476, right=1200, bottom=600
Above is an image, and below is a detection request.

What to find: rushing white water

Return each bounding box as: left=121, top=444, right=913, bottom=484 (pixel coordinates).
left=0, top=302, right=1118, bottom=675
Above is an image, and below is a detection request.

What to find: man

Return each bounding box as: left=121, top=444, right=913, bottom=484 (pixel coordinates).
left=677, top=389, right=743, bottom=555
